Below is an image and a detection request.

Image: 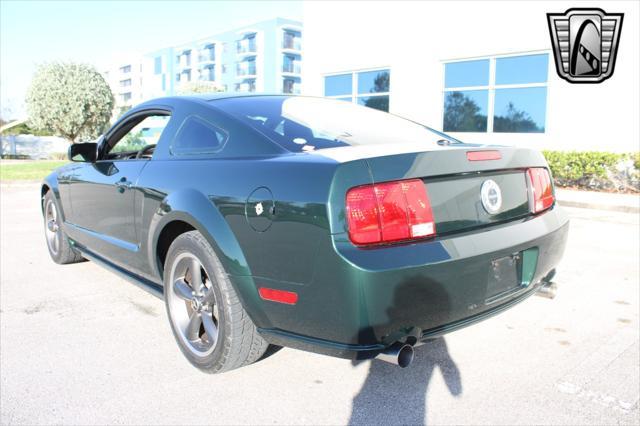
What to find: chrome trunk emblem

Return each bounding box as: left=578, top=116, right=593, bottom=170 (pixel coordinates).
left=481, top=180, right=502, bottom=214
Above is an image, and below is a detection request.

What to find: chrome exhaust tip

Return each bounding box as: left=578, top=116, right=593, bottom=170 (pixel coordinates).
left=536, top=281, right=558, bottom=299
left=375, top=342, right=414, bottom=368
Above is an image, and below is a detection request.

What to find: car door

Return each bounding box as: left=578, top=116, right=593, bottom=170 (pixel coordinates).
left=66, top=110, right=171, bottom=268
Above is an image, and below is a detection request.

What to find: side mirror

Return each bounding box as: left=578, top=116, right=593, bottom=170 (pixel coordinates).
left=68, top=142, right=98, bottom=162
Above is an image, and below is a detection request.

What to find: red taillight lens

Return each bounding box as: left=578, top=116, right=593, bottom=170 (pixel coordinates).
left=345, top=185, right=381, bottom=244
left=527, top=168, right=554, bottom=213
left=346, top=179, right=435, bottom=246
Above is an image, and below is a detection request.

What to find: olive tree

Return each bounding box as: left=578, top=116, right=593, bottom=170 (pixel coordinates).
left=26, top=62, right=114, bottom=143
left=177, top=81, right=224, bottom=95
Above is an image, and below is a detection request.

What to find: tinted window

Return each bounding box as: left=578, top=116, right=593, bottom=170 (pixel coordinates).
left=444, top=60, right=489, bottom=88
left=214, top=96, right=455, bottom=153
left=357, top=70, right=390, bottom=94
left=154, top=57, right=162, bottom=75
left=493, top=87, right=547, bottom=133
left=324, top=74, right=352, bottom=96
left=171, top=116, right=227, bottom=155
left=495, top=54, right=548, bottom=85
left=443, top=90, right=488, bottom=132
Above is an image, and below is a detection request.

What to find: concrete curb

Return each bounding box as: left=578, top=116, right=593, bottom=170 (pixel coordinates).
left=555, top=188, right=639, bottom=215
left=557, top=199, right=639, bottom=214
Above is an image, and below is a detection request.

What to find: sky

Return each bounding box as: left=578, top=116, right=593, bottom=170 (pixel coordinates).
left=0, top=0, right=303, bottom=119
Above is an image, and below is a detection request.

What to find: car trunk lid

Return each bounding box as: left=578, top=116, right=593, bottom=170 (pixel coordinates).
left=363, top=146, right=546, bottom=236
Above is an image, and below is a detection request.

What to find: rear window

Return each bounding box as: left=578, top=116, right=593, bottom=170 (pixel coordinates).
left=171, top=115, right=227, bottom=155
left=213, top=96, right=456, bottom=153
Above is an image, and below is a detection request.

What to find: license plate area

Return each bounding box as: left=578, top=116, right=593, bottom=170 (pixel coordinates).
left=485, top=248, right=539, bottom=304
left=486, top=254, right=520, bottom=301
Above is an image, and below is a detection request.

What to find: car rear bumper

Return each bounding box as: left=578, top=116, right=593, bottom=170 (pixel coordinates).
left=256, top=206, right=569, bottom=359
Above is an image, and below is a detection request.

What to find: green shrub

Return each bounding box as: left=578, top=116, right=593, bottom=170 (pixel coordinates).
left=630, top=152, right=640, bottom=171
left=542, top=150, right=639, bottom=191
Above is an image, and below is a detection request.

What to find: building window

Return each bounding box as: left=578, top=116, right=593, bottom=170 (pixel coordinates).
left=235, top=79, right=256, bottom=93
left=237, top=33, right=257, bottom=54
left=120, top=65, right=131, bottom=74
left=283, top=78, right=300, bottom=94
left=200, top=65, right=215, bottom=81
left=121, top=92, right=132, bottom=102
left=282, top=54, right=301, bottom=74
left=154, top=57, right=162, bottom=75
left=443, top=53, right=548, bottom=133
left=282, top=29, right=301, bottom=50
left=119, top=79, right=132, bottom=87
left=199, top=44, right=215, bottom=62
left=236, top=58, right=256, bottom=76
left=324, top=68, right=390, bottom=112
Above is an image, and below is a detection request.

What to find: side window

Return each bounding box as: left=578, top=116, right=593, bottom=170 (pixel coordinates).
left=109, top=114, right=170, bottom=159
left=171, top=115, right=227, bottom=155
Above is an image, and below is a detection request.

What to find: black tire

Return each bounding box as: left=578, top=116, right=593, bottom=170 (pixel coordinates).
left=42, top=191, right=83, bottom=265
left=163, top=230, right=268, bottom=373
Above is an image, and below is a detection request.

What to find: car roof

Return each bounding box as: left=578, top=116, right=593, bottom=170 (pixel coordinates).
left=131, top=93, right=292, bottom=111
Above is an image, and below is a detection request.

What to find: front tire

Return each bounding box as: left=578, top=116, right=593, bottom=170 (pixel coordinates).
left=42, top=191, right=83, bottom=265
left=163, top=231, right=268, bottom=373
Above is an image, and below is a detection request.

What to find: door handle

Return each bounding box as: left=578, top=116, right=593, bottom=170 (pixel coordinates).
left=115, top=177, right=133, bottom=193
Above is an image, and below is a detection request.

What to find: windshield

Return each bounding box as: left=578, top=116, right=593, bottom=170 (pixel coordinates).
left=213, top=96, right=460, bottom=153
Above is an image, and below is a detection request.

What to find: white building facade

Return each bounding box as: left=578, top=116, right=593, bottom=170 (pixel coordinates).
left=302, top=1, right=639, bottom=152
left=102, top=57, right=146, bottom=113
left=103, top=18, right=302, bottom=114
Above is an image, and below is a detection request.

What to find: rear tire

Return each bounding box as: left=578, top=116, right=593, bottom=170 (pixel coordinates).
left=42, top=191, right=83, bottom=265
left=163, top=230, right=268, bottom=373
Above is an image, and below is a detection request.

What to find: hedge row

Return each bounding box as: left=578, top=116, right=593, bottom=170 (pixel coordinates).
left=542, top=150, right=640, bottom=192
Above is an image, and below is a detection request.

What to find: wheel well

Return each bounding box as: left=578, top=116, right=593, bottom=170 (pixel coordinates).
left=40, top=184, right=50, bottom=213
left=156, top=220, right=196, bottom=276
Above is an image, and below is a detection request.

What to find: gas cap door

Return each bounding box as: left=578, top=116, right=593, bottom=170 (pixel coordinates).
left=246, top=187, right=274, bottom=232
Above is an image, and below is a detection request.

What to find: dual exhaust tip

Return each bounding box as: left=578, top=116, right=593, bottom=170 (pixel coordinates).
left=375, top=342, right=415, bottom=368
left=378, top=273, right=558, bottom=368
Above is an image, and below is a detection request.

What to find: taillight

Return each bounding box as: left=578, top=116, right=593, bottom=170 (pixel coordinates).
left=527, top=168, right=554, bottom=213
left=346, top=179, right=435, bottom=246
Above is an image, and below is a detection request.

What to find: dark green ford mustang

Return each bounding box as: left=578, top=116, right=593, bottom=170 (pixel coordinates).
left=41, top=94, right=569, bottom=372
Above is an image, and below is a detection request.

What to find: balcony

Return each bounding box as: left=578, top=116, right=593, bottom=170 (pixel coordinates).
left=282, top=60, right=301, bottom=75
left=236, top=37, right=257, bottom=55
left=283, top=79, right=301, bottom=94
left=178, top=56, right=191, bottom=70
left=199, top=66, right=215, bottom=81
left=282, top=36, right=301, bottom=51
left=235, top=80, right=256, bottom=93
left=236, top=61, right=256, bottom=77
left=199, top=46, right=215, bottom=63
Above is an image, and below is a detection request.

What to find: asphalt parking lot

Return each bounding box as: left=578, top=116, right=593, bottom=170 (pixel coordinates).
left=1, top=184, right=638, bottom=425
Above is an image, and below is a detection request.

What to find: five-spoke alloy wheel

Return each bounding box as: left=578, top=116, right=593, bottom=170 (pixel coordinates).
left=163, top=231, right=268, bottom=373
left=167, top=253, right=220, bottom=357
left=42, top=191, right=83, bottom=264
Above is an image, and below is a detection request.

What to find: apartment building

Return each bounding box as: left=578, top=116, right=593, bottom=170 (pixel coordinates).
left=102, top=57, right=145, bottom=113
left=302, top=1, right=639, bottom=152
left=104, top=18, right=302, bottom=113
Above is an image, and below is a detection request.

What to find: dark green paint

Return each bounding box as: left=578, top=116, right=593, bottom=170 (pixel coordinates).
left=43, top=95, right=569, bottom=360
